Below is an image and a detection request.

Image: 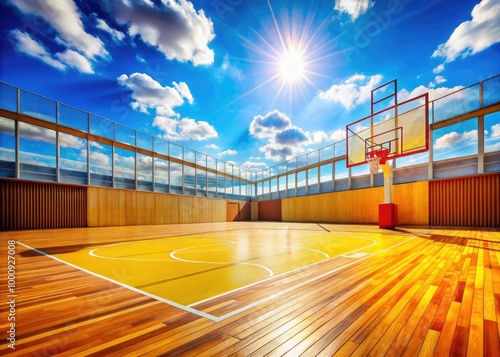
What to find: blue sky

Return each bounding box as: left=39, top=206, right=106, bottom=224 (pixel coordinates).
left=0, top=0, right=499, bottom=171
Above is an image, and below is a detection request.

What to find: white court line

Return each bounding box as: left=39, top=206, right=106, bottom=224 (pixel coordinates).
left=189, top=236, right=377, bottom=307
left=16, top=241, right=221, bottom=322
left=170, top=244, right=275, bottom=277
left=17, top=231, right=427, bottom=323
left=213, top=234, right=420, bottom=321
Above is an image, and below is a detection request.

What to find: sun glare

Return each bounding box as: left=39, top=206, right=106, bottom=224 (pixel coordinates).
left=279, top=48, right=305, bottom=82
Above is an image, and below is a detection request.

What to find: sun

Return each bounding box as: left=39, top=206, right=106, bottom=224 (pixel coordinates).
left=279, top=47, right=305, bottom=83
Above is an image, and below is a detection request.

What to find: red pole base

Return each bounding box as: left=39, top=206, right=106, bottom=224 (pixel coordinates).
left=379, top=203, right=397, bottom=229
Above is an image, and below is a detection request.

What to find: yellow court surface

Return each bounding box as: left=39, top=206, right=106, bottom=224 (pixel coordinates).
left=18, top=223, right=419, bottom=319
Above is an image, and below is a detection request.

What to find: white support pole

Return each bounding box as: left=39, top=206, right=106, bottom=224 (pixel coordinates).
left=380, top=161, right=393, bottom=204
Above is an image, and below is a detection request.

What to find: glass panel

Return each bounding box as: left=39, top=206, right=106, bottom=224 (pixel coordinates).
left=395, top=151, right=429, bottom=168
left=154, top=158, right=169, bottom=193
left=184, top=165, right=196, bottom=195
left=308, top=167, right=318, bottom=194
left=351, top=164, right=369, bottom=176
left=59, top=133, right=87, bottom=184
left=184, top=148, right=195, bottom=163
left=114, top=147, right=135, bottom=189
left=137, top=132, right=153, bottom=151
left=90, top=141, right=112, bottom=187
left=308, top=151, right=319, bottom=165
left=0, top=82, right=17, bottom=112
left=116, top=124, right=136, bottom=146
left=197, top=168, right=207, bottom=196
left=19, top=123, right=56, bottom=181
left=263, top=180, right=269, bottom=198
left=483, top=75, right=500, bottom=107
left=20, top=90, right=56, bottom=122
left=226, top=163, right=233, bottom=176
left=319, top=163, right=333, bottom=193
left=279, top=163, right=287, bottom=174
left=170, top=143, right=183, bottom=160
left=207, top=156, right=217, bottom=170
left=287, top=173, right=295, bottom=197
left=217, top=173, right=225, bottom=198
left=279, top=175, right=287, bottom=197
left=335, top=140, right=346, bottom=157
left=433, top=84, right=480, bottom=123
left=297, top=170, right=306, bottom=196
left=137, top=153, right=152, bottom=191
left=0, top=117, right=16, bottom=178
left=297, top=155, right=307, bottom=169
left=217, top=160, right=225, bottom=173
left=90, top=115, right=114, bottom=140
left=320, top=164, right=332, bottom=183
left=225, top=175, right=233, bottom=199
left=196, top=152, right=207, bottom=168
left=256, top=181, right=263, bottom=197
left=485, top=112, right=500, bottom=153
left=287, top=158, right=296, bottom=172
left=319, top=145, right=334, bottom=161
left=433, top=118, right=478, bottom=161
left=207, top=171, right=217, bottom=198
left=170, top=162, right=183, bottom=194
left=58, top=104, right=88, bottom=132
left=335, top=160, right=348, bottom=179
left=234, top=178, right=241, bottom=199
left=154, top=138, right=168, bottom=156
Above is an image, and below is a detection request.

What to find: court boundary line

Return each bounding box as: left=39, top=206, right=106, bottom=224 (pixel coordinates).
left=16, top=228, right=429, bottom=323
left=16, top=241, right=221, bottom=322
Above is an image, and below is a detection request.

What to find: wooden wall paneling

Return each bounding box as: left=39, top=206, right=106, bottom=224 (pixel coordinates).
left=251, top=201, right=259, bottom=221
left=392, top=181, right=429, bottom=225
left=0, top=179, right=87, bottom=230
left=239, top=201, right=251, bottom=221
left=429, top=173, right=500, bottom=227
left=258, top=199, right=282, bottom=221
left=226, top=202, right=239, bottom=221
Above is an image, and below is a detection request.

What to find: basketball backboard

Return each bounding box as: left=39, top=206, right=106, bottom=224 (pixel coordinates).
left=346, top=79, right=429, bottom=168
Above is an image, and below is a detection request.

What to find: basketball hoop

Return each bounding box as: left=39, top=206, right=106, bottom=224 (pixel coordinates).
left=368, top=156, right=381, bottom=174
left=366, top=149, right=389, bottom=174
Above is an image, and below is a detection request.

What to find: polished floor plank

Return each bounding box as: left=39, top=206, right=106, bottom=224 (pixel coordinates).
left=1, top=223, right=499, bottom=356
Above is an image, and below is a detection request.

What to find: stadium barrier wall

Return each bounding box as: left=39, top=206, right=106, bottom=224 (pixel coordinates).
left=258, top=199, right=282, bottom=221
left=0, top=179, right=87, bottom=230
left=281, top=181, right=430, bottom=225
left=429, top=172, right=500, bottom=227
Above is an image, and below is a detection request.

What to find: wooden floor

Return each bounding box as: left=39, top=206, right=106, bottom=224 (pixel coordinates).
left=1, top=222, right=499, bottom=356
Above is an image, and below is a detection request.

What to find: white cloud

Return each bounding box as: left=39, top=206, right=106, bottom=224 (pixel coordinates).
left=59, top=133, right=85, bottom=149
left=153, top=116, right=217, bottom=141
left=329, top=128, right=346, bottom=142
left=205, top=144, right=219, bottom=149
left=334, top=0, right=373, bottom=21
left=432, top=0, right=500, bottom=63
left=218, top=149, right=237, bottom=157
left=491, top=123, right=500, bottom=138
left=19, top=123, right=55, bottom=144
left=435, top=76, right=447, bottom=84
left=433, top=64, right=445, bottom=74
left=118, top=72, right=191, bottom=117
left=9, top=0, right=108, bottom=60
left=56, top=50, right=94, bottom=74
left=10, top=30, right=66, bottom=71
left=90, top=151, right=110, bottom=166
left=217, top=54, right=242, bottom=81
left=398, top=84, right=464, bottom=103
left=434, top=130, right=478, bottom=149
left=136, top=54, right=146, bottom=63
left=241, top=161, right=267, bottom=170
left=102, top=0, right=215, bottom=65
left=318, top=74, right=383, bottom=110
left=96, top=18, right=126, bottom=42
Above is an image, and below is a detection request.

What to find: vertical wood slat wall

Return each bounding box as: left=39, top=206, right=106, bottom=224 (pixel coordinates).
left=429, top=173, right=500, bottom=227
left=0, top=179, right=87, bottom=231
